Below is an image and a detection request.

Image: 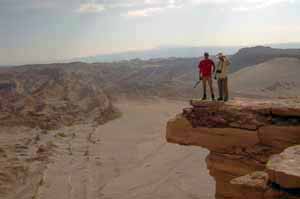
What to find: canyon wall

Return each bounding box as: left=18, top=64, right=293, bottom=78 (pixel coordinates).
left=166, top=99, right=300, bottom=199
left=0, top=66, right=118, bottom=129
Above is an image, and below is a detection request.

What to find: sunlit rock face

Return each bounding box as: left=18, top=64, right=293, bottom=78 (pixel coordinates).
left=166, top=99, right=300, bottom=199
left=267, top=145, right=300, bottom=189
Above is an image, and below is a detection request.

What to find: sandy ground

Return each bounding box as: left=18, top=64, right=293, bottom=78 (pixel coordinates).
left=96, top=100, right=215, bottom=199
left=1, top=100, right=215, bottom=199
left=230, top=58, right=300, bottom=98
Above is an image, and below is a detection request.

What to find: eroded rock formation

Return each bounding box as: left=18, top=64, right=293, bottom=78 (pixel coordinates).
left=0, top=66, right=118, bottom=129
left=166, top=99, right=300, bottom=199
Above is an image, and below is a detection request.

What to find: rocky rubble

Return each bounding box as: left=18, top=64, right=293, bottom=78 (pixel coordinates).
left=166, top=99, right=300, bottom=199
left=0, top=127, right=52, bottom=198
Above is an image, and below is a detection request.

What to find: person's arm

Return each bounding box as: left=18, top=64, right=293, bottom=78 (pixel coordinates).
left=214, top=61, right=220, bottom=79
left=222, top=64, right=228, bottom=78
left=221, top=58, right=229, bottom=78
left=225, top=58, right=231, bottom=66
left=212, top=60, right=216, bottom=73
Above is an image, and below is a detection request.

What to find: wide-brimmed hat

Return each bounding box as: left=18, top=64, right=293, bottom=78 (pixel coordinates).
left=217, top=52, right=224, bottom=58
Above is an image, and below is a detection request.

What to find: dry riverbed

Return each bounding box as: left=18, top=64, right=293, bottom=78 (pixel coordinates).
left=0, top=100, right=214, bottom=199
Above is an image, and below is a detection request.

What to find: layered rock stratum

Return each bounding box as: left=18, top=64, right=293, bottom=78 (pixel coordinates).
left=166, top=99, right=300, bottom=199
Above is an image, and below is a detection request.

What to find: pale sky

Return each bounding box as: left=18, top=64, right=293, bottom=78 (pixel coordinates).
left=1, top=0, right=300, bottom=65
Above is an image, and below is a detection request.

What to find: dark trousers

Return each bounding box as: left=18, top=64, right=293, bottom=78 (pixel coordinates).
left=218, top=78, right=229, bottom=100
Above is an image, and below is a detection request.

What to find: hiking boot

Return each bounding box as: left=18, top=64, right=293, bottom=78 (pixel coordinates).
left=202, top=95, right=207, bottom=100
left=217, top=97, right=223, bottom=101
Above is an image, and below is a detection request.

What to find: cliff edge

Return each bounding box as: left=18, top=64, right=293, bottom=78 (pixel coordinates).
left=166, top=99, right=300, bottom=199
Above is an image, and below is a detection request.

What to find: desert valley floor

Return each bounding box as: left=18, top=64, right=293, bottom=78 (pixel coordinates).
left=2, top=100, right=214, bottom=199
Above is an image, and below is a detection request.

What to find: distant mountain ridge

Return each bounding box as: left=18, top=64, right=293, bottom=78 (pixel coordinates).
left=229, top=46, right=300, bottom=73
left=71, top=46, right=241, bottom=63
left=71, top=43, right=300, bottom=64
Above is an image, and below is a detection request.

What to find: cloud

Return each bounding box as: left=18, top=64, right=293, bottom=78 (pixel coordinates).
left=126, top=0, right=294, bottom=16
left=77, top=2, right=105, bottom=13
left=167, top=0, right=183, bottom=8
left=126, top=7, right=164, bottom=17
left=76, top=0, right=294, bottom=15
left=124, top=0, right=182, bottom=17
left=189, top=0, right=294, bottom=11
left=231, top=0, right=295, bottom=11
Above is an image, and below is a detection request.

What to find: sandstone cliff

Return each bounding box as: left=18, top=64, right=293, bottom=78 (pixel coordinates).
left=166, top=99, right=300, bottom=199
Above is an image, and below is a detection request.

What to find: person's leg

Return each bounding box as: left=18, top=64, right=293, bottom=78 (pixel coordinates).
left=224, top=77, right=229, bottom=101
left=208, top=77, right=215, bottom=100
left=218, top=79, right=223, bottom=100
left=220, top=78, right=225, bottom=100
left=202, top=77, right=207, bottom=100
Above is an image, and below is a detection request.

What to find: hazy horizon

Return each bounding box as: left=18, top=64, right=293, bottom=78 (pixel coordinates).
left=2, top=42, right=300, bottom=66
left=1, top=0, right=300, bottom=65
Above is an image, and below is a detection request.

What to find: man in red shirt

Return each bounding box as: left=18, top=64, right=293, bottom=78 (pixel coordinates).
left=198, top=52, right=215, bottom=100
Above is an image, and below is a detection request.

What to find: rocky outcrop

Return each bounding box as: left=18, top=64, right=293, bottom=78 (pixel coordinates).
left=267, top=145, right=300, bottom=189
left=0, top=66, right=118, bottom=129
left=166, top=99, right=300, bottom=199
left=230, top=171, right=269, bottom=199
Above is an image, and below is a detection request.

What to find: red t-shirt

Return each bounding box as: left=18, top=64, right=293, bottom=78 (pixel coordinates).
left=198, top=59, right=215, bottom=77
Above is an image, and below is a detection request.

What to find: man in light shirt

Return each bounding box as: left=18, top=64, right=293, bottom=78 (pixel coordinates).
left=215, top=53, right=231, bottom=101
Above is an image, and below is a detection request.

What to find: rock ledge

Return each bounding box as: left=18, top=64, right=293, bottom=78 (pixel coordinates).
left=166, top=99, right=300, bottom=199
